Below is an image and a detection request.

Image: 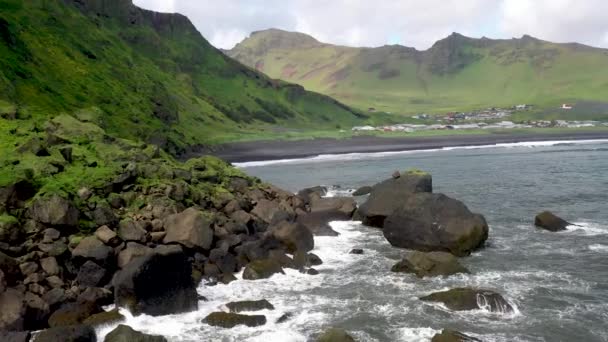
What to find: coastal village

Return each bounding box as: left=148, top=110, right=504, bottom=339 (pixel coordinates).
left=353, top=104, right=608, bottom=133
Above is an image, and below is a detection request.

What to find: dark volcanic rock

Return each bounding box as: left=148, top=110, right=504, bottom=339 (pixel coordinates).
left=75, top=261, right=108, bottom=287
left=104, top=324, right=167, bottom=342
left=391, top=251, right=469, bottom=278
left=432, top=329, right=481, bottom=342
left=0, top=251, right=20, bottom=285
left=420, top=288, right=513, bottom=312
left=297, top=186, right=327, bottom=204
left=0, top=288, right=25, bottom=331
left=309, top=197, right=356, bottom=220
left=358, top=170, right=432, bottom=228
left=72, top=236, right=113, bottom=265
left=242, top=259, right=285, bottom=280
left=113, top=249, right=198, bottom=316
left=0, top=331, right=31, bottom=342
left=118, top=220, right=147, bottom=243
left=317, top=328, right=356, bottom=342
left=225, top=299, right=274, bottom=313
left=31, top=195, right=79, bottom=227
left=163, top=208, right=213, bottom=250
left=349, top=249, right=364, bottom=255
left=296, top=212, right=340, bottom=236
left=35, top=325, right=96, bottom=342
left=271, top=221, right=314, bottom=253
left=352, top=186, right=372, bottom=196
left=82, top=309, right=125, bottom=327
left=383, top=193, right=488, bottom=256
left=534, top=211, right=571, bottom=232
left=203, top=312, right=266, bottom=328
left=48, top=301, right=101, bottom=327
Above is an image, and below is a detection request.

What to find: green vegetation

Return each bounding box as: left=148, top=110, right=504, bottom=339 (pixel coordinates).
left=0, top=0, right=371, bottom=153
left=228, top=30, right=608, bottom=118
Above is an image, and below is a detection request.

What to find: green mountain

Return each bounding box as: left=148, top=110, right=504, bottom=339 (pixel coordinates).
left=227, top=29, right=608, bottom=116
left=0, top=0, right=368, bottom=152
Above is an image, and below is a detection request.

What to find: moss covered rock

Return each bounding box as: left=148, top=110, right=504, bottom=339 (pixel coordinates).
left=242, top=259, right=285, bottom=280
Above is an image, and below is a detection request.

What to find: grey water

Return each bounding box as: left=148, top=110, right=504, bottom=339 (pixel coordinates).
left=238, top=141, right=608, bottom=342
left=101, top=141, right=608, bottom=342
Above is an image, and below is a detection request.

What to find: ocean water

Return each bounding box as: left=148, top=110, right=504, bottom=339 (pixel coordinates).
left=99, top=140, right=608, bottom=341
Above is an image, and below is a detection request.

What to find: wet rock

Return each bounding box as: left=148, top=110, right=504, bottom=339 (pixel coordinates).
left=391, top=251, right=469, bottom=278
left=317, top=328, right=356, bottom=342
left=0, top=331, right=30, bottom=342
left=358, top=170, right=432, bottom=228
left=104, top=324, right=167, bottom=342
left=242, top=259, right=284, bottom=280
left=202, top=312, right=266, bottom=328
left=251, top=199, right=288, bottom=225
left=163, top=208, right=213, bottom=250
left=271, top=221, right=314, bottom=253
left=307, top=253, right=323, bottom=266
left=72, top=236, right=113, bottom=265
left=40, top=257, right=60, bottom=276
left=118, top=220, right=146, bottom=243
left=349, top=249, right=364, bottom=255
left=383, top=193, right=488, bottom=257
left=35, top=325, right=96, bottom=342
left=306, top=268, right=319, bottom=275
left=309, top=197, right=356, bottom=220
left=78, top=287, right=113, bottom=308
left=117, top=243, right=153, bottom=268
left=95, top=226, right=121, bottom=246
left=42, top=288, right=65, bottom=308
left=0, top=289, right=25, bottom=331
left=31, top=195, right=79, bottom=227
left=297, top=186, right=327, bottom=204
left=48, top=301, right=101, bottom=327
left=82, top=309, right=125, bottom=327
left=296, top=212, right=340, bottom=236
left=431, top=329, right=481, bottom=342
left=276, top=312, right=293, bottom=323
left=352, top=186, right=372, bottom=196
left=113, top=249, right=198, bottom=316
left=23, top=291, right=50, bottom=330
left=534, top=211, right=571, bottom=232
left=420, top=288, right=513, bottom=312
left=225, top=299, right=274, bottom=313
left=76, top=261, right=108, bottom=287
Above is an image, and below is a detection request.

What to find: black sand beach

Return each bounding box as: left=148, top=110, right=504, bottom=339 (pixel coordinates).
left=204, top=130, right=608, bottom=163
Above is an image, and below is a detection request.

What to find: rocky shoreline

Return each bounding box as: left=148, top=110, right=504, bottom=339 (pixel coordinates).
left=0, top=114, right=574, bottom=342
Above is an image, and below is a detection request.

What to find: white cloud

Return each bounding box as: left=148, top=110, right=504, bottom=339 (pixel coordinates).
left=132, top=0, right=608, bottom=50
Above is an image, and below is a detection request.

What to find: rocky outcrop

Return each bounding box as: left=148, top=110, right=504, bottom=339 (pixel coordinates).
left=242, top=259, right=285, bottom=280
left=35, top=325, right=96, bottom=342
left=225, top=299, right=274, bottom=313
left=271, top=221, right=314, bottom=253
left=0, top=331, right=30, bottom=342
left=0, top=288, right=25, bottom=331
left=30, top=195, right=79, bottom=228
left=352, top=186, right=372, bottom=196
left=534, top=211, right=571, bottom=232
left=420, top=288, right=513, bottom=312
left=113, top=249, right=198, bottom=316
left=383, top=193, right=488, bottom=256
left=203, top=312, right=267, bottom=328
left=391, top=251, right=469, bottom=278
left=431, top=330, right=481, bottom=342
left=317, top=328, right=356, bottom=342
left=104, top=324, right=167, bottom=342
left=297, top=186, right=327, bottom=204
left=163, top=208, right=213, bottom=250
left=358, top=170, right=432, bottom=228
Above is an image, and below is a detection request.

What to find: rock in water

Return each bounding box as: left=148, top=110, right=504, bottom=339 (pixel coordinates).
left=534, top=211, right=571, bottom=232
left=225, top=299, right=274, bottom=313
left=104, top=324, right=167, bottom=342
left=352, top=186, right=372, bottom=196
left=358, top=170, right=432, bottom=228
left=317, top=328, right=356, bottom=342
left=383, top=193, right=488, bottom=256
left=242, top=259, right=285, bottom=280
left=271, top=221, right=314, bottom=253
left=203, top=312, right=266, bottom=328
left=35, top=325, right=97, bottom=342
left=432, top=330, right=481, bottom=342
left=420, top=288, right=513, bottom=312
left=391, top=251, right=469, bottom=278
left=297, top=186, right=327, bottom=204
left=113, top=249, right=198, bottom=316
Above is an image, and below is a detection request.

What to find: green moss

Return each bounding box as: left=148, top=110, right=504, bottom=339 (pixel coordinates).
left=404, top=168, right=430, bottom=176
left=0, top=214, right=17, bottom=224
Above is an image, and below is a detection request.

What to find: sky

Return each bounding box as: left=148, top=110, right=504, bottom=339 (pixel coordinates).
left=133, top=0, right=608, bottom=50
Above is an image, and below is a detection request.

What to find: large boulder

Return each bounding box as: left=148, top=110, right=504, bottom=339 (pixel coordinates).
left=0, top=288, right=25, bottom=331
left=297, top=186, right=327, bottom=204
left=104, top=324, right=167, bottom=342
left=35, top=325, right=97, bottom=342
left=48, top=301, right=101, bottom=327
left=0, top=331, right=30, bottom=342
left=112, top=249, right=198, bottom=316
left=30, top=195, right=79, bottom=227
left=391, top=251, right=469, bottom=278
left=117, top=220, right=146, bottom=243
left=250, top=199, right=292, bottom=225
left=202, top=312, right=266, bottom=328
left=317, top=328, right=356, bottom=342
left=271, top=221, right=314, bottom=253
left=242, top=259, right=284, bottom=280
left=82, top=309, right=125, bottom=327
left=225, top=299, right=274, bottom=313
left=534, top=211, right=571, bottom=232
left=358, top=170, right=432, bottom=228
left=309, top=197, right=356, bottom=220
left=163, top=208, right=213, bottom=250
left=297, top=212, right=340, bottom=236
left=72, top=236, right=113, bottom=266
left=420, top=288, right=513, bottom=312
left=75, top=261, right=108, bottom=287
left=383, top=193, right=488, bottom=257
left=431, top=330, right=481, bottom=342
left=352, top=186, right=372, bottom=197
left=0, top=251, right=20, bottom=285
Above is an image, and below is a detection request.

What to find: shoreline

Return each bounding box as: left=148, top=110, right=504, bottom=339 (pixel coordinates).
left=206, top=130, right=608, bottom=163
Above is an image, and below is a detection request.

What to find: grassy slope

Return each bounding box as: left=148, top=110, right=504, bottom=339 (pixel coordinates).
left=0, top=0, right=370, bottom=151
left=228, top=30, right=608, bottom=117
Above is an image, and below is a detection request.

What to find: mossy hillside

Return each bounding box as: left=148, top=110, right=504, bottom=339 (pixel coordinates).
left=0, top=0, right=369, bottom=152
